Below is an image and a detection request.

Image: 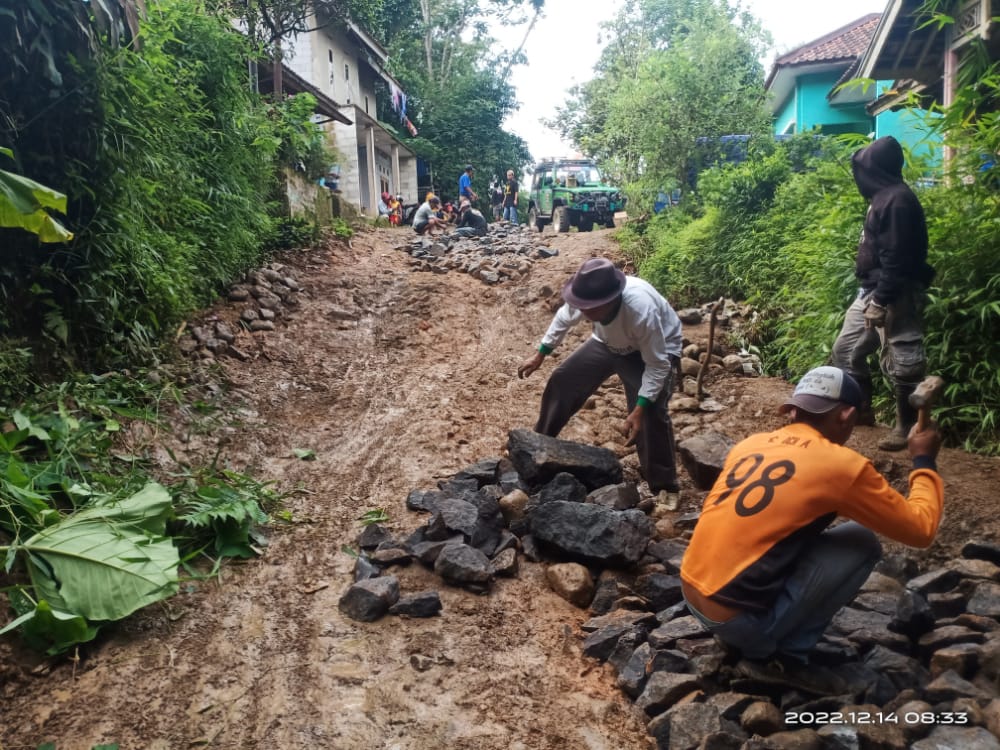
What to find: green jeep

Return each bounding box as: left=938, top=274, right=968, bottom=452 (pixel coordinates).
left=526, top=158, right=626, bottom=232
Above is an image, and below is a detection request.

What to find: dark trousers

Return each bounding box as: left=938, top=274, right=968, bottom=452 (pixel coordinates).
left=534, top=338, right=680, bottom=492
left=687, top=522, right=882, bottom=660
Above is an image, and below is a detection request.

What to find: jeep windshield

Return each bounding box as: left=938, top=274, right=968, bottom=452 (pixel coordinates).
left=554, top=164, right=602, bottom=187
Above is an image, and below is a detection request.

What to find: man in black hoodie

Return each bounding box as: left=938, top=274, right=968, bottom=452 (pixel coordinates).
left=831, top=136, right=935, bottom=451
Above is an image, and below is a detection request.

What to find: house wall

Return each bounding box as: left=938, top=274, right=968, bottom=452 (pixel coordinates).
left=875, top=106, right=943, bottom=165
left=773, top=94, right=797, bottom=135
left=287, top=22, right=419, bottom=210
left=286, top=25, right=355, bottom=106
left=796, top=73, right=871, bottom=134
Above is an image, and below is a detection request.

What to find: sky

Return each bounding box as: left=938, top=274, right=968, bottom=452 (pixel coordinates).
left=493, top=0, right=888, bottom=161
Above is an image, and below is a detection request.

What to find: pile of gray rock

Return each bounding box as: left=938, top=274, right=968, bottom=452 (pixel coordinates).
left=178, top=263, right=304, bottom=362
left=396, top=223, right=559, bottom=285
left=340, top=428, right=1000, bottom=749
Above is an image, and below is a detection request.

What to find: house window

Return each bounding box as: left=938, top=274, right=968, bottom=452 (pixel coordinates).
left=328, top=50, right=333, bottom=62
left=345, top=63, right=350, bottom=81
left=365, top=95, right=369, bottom=114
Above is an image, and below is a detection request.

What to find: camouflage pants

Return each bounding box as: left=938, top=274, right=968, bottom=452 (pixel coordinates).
left=831, top=285, right=927, bottom=388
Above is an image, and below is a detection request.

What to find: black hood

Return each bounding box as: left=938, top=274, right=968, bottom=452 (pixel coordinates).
left=851, top=136, right=905, bottom=200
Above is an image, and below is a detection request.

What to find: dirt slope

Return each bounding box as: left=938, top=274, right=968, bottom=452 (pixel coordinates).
left=2, top=225, right=998, bottom=750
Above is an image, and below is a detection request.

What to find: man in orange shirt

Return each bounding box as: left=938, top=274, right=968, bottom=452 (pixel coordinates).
left=681, top=366, right=943, bottom=668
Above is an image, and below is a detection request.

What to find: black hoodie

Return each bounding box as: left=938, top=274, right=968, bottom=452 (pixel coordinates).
left=851, top=136, right=933, bottom=303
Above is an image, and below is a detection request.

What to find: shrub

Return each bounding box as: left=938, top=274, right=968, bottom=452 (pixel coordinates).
left=624, top=133, right=1000, bottom=453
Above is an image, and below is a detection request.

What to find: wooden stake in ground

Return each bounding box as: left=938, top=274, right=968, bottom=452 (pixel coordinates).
left=696, top=297, right=725, bottom=401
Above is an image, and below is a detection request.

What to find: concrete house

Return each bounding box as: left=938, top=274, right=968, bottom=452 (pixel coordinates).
left=285, top=14, right=418, bottom=215
left=765, top=13, right=938, bottom=152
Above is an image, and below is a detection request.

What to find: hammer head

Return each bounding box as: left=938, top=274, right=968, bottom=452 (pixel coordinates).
left=909, top=375, right=945, bottom=409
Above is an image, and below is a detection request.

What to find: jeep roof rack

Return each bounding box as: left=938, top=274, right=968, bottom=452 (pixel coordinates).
left=531, top=157, right=596, bottom=168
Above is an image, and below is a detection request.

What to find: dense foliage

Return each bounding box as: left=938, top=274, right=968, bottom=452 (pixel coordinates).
left=551, top=0, right=771, bottom=213
left=0, top=375, right=280, bottom=654
left=624, top=128, right=1000, bottom=453
left=0, top=0, right=329, bottom=384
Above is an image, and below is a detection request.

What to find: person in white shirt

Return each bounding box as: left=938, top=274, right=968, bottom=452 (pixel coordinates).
left=518, top=258, right=684, bottom=504
left=412, top=196, right=444, bottom=235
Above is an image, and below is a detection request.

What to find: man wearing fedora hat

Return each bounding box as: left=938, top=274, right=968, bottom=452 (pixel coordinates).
left=518, top=257, right=684, bottom=505
left=680, top=365, right=943, bottom=679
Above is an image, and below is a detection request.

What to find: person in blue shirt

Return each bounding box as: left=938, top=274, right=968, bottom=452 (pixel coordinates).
left=458, top=165, right=478, bottom=204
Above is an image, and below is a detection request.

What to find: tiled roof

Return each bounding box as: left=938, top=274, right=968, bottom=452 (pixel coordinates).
left=774, top=14, right=881, bottom=66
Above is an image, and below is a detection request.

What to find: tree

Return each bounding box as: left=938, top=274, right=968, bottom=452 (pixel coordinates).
left=551, top=0, right=770, bottom=207
left=371, top=0, right=537, bottom=198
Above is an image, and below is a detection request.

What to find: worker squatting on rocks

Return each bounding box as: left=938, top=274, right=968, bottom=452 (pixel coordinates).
left=517, top=257, right=684, bottom=506
left=680, top=366, right=943, bottom=684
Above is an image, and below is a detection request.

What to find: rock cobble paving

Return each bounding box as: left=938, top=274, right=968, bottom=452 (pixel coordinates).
left=396, top=222, right=559, bottom=285
left=339, top=427, right=1000, bottom=750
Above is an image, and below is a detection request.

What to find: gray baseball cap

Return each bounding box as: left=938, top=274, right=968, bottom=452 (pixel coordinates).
left=779, top=366, right=864, bottom=415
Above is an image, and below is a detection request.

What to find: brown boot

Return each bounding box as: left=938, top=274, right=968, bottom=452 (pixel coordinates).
left=878, top=384, right=917, bottom=451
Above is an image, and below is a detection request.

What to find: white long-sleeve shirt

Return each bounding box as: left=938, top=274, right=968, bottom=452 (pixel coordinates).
left=541, top=276, right=683, bottom=401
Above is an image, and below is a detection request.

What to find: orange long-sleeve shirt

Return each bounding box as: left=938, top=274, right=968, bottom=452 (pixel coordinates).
left=681, top=422, right=943, bottom=613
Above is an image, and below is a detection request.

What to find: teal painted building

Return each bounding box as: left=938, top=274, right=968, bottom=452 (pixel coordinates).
left=765, top=13, right=940, bottom=158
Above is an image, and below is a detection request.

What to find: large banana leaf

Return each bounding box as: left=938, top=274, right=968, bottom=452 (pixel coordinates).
left=0, top=166, right=74, bottom=242
left=20, top=483, right=179, bottom=622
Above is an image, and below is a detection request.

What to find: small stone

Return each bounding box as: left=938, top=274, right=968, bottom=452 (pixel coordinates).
left=545, top=563, right=595, bottom=608
left=740, top=701, right=784, bottom=736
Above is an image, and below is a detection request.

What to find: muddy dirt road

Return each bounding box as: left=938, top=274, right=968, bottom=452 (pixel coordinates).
left=2, top=225, right=998, bottom=750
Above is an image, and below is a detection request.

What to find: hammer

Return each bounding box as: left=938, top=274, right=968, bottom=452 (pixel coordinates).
left=908, top=375, right=945, bottom=432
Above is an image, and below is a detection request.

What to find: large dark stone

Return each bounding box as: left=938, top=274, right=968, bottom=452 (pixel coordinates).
left=649, top=702, right=725, bottom=749
left=582, top=608, right=657, bottom=633
left=389, top=591, right=442, bottom=618
left=437, top=477, right=480, bottom=495
left=589, top=572, right=635, bottom=615
left=634, top=572, right=684, bottom=611
left=537, top=472, right=589, bottom=504
left=530, top=501, right=654, bottom=566
left=648, top=616, right=706, bottom=648
left=426, top=496, right=479, bottom=539
left=584, top=619, right=651, bottom=662
left=646, top=539, right=688, bottom=574
left=338, top=576, right=400, bottom=622
left=451, top=457, right=502, bottom=487
left=906, top=567, right=961, bottom=595
left=406, top=488, right=443, bottom=513
left=616, top=642, right=654, bottom=697
left=357, top=523, right=394, bottom=550
left=677, top=431, right=735, bottom=490
left=863, top=645, right=929, bottom=691
left=963, top=540, right=1000, bottom=567
left=890, top=589, right=935, bottom=637
left=967, top=581, right=1000, bottom=618
left=507, top=428, right=623, bottom=490
left=587, top=482, right=641, bottom=510
left=434, top=543, right=492, bottom=586
left=636, top=671, right=702, bottom=716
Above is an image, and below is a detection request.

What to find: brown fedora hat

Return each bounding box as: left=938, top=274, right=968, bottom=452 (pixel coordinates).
left=562, top=258, right=627, bottom=309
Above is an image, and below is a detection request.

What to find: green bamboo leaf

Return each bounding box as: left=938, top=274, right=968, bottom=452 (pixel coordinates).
left=20, top=483, right=180, bottom=621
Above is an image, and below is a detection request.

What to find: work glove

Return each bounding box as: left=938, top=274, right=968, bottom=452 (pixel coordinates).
left=863, top=300, right=887, bottom=329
